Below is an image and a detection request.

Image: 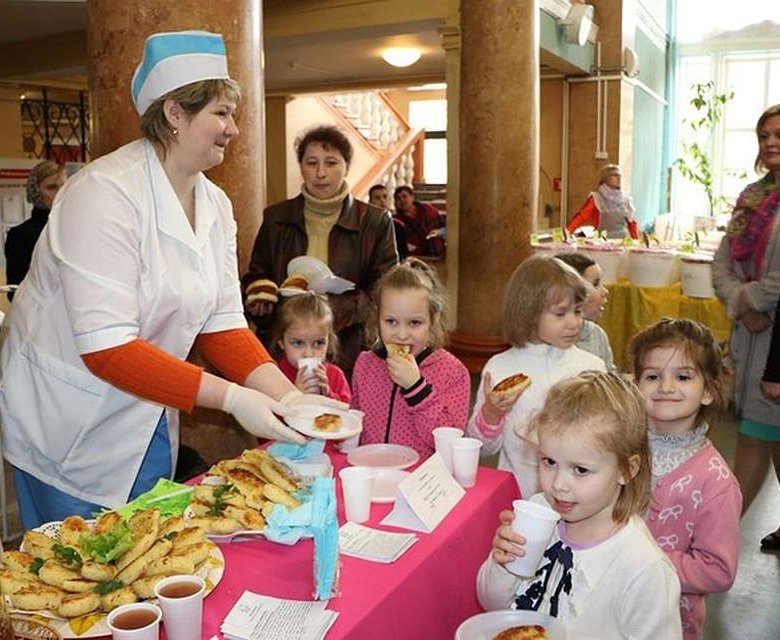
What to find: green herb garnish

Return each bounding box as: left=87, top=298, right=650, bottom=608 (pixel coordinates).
left=52, top=544, right=82, bottom=569
left=164, top=531, right=178, bottom=541
left=80, top=521, right=134, bottom=564
left=29, top=557, right=44, bottom=575
left=206, top=483, right=237, bottom=517
left=94, top=580, right=125, bottom=595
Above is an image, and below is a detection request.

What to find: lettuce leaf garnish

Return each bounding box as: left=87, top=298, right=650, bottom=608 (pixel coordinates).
left=79, top=521, right=133, bottom=564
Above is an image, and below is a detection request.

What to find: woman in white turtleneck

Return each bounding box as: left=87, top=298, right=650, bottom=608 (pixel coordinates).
left=243, top=125, right=399, bottom=377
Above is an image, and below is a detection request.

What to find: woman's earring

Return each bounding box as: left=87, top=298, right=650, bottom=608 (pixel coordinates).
left=172, top=128, right=178, bottom=135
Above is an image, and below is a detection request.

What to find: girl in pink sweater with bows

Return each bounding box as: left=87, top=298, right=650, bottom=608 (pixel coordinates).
left=631, top=319, right=742, bottom=640
left=351, top=259, right=470, bottom=458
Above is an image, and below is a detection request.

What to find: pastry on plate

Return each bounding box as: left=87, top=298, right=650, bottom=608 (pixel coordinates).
left=314, top=413, right=342, bottom=433
left=493, top=625, right=548, bottom=640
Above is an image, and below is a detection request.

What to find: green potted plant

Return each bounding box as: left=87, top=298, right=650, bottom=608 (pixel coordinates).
left=673, top=81, right=744, bottom=217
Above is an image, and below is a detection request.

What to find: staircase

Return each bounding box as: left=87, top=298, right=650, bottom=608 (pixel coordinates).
left=320, top=91, right=426, bottom=201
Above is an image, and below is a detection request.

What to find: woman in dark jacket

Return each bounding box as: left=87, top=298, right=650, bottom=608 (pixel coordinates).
left=4, top=160, right=66, bottom=300
left=243, top=126, right=398, bottom=377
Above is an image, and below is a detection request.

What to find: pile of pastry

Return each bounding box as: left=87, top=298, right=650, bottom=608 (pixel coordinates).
left=1, top=509, right=211, bottom=618
left=188, top=448, right=303, bottom=535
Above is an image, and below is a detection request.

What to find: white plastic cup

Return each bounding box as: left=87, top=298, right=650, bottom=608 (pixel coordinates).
left=432, top=427, right=464, bottom=473
left=107, top=602, right=162, bottom=640
left=339, top=466, right=374, bottom=523
left=297, top=356, right=323, bottom=374
left=450, top=438, right=483, bottom=488
left=505, top=499, right=561, bottom=577
left=153, top=575, right=205, bottom=640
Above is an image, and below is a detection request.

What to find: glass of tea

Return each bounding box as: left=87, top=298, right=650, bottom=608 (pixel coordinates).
left=154, top=575, right=206, bottom=640
left=107, top=602, right=162, bottom=639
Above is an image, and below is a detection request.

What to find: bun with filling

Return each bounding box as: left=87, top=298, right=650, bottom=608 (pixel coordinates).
left=313, top=413, right=342, bottom=433
left=281, top=273, right=309, bottom=292
left=493, top=625, right=548, bottom=640
left=245, top=278, right=279, bottom=305
left=491, top=373, right=532, bottom=398
left=386, top=343, right=412, bottom=359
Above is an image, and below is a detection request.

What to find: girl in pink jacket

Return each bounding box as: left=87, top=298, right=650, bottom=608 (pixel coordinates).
left=631, top=319, right=743, bottom=640
left=351, top=259, right=470, bottom=457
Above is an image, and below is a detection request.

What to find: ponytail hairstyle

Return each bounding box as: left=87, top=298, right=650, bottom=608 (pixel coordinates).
left=368, top=258, right=450, bottom=349
left=270, top=292, right=339, bottom=361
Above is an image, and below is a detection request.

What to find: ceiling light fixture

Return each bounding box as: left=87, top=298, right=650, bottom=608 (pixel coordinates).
left=381, top=47, right=422, bottom=68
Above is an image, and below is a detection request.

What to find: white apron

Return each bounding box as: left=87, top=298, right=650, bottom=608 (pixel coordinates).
left=0, top=139, right=246, bottom=507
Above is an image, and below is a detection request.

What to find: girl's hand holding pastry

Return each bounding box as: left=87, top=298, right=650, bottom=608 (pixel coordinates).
left=387, top=350, right=420, bottom=389
left=482, top=372, right=524, bottom=424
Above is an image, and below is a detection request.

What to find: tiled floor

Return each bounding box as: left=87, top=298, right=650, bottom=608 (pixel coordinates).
left=703, top=412, right=780, bottom=640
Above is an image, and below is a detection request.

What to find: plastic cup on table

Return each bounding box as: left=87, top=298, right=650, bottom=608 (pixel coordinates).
left=153, top=575, right=205, bottom=640
left=107, top=602, right=162, bottom=640
left=450, top=437, right=483, bottom=487
left=504, top=499, right=561, bottom=577
left=432, top=427, right=464, bottom=473
left=339, top=466, right=374, bottom=523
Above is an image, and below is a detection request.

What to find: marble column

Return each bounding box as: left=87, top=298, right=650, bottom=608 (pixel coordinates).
left=449, top=0, right=539, bottom=371
left=86, top=0, right=265, bottom=273
left=86, top=0, right=266, bottom=463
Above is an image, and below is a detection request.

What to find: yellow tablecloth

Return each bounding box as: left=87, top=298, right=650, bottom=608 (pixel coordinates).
left=599, top=279, right=732, bottom=371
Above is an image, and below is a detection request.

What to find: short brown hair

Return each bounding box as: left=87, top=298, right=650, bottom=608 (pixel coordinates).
left=295, top=125, right=353, bottom=167
left=368, top=258, right=449, bottom=350
left=503, top=254, right=588, bottom=347
left=270, top=293, right=339, bottom=361
left=630, top=317, right=724, bottom=425
left=532, top=371, right=651, bottom=524
left=554, top=251, right=596, bottom=276
left=755, top=104, right=780, bottom=173
left=140, top=78, right=241, bottom=152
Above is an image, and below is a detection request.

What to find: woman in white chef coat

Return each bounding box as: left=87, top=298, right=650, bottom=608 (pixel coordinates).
left=0, top=31, right=341, bottom=529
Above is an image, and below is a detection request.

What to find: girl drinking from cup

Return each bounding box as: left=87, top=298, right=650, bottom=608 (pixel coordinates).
left=631, top=318, right=742, bottom=640
left=272, top=293, right=351, bottom=403
left=467, top=254, right=605, bottom=496
left=351, top=259, right=470, bottom=458
left=478, top=371, right=682, bottom=639
left=555, top=251, right=615, bottom=372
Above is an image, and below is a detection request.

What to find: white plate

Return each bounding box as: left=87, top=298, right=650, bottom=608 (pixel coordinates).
left=455, top=610, right=567, bottom=640
left=346, top=444, right=419, bottom=470
left=371, top=469, right=410, bottom=503
left=285, top=406, right=363, bottom=441
left=12, top=521, right=224, bottom=638
left=287, top=256, right=355, bottom=295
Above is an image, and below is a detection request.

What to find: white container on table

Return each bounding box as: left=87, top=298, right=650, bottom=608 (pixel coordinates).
left=680, top=253, right=715, bottom=298
left=628, top=248, right=680, bottom=287
left=581, top=245, right=624, bottom=285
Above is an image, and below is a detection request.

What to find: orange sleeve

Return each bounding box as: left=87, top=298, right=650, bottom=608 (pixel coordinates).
left=566, top=195, right=600, bottom=233
left=195, top=328, right=273, bottom=384
left=82, top=340, right=203, bottom=413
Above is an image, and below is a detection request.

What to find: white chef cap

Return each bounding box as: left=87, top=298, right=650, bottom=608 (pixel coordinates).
left=131, top=30, right=230, bottom=116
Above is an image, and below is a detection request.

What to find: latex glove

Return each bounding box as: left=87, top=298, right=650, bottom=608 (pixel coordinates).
left=223, top=383, right=305, bottom=443
left=283, top=390, right=348, bottom=412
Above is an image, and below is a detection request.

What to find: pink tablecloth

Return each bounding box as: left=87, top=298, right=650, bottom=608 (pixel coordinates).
left=195, top=449, right=520, bottom=640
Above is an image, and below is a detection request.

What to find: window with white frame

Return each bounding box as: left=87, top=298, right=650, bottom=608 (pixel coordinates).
left=672, top=3, right=780, bottom=219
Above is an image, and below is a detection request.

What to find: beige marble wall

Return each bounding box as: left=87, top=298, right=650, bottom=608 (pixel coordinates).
left=451, top=0, right=538, bottom=365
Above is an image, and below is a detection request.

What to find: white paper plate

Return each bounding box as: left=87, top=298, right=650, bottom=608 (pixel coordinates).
left=346, top=444, right=419, bottom=470
left=455, top=610, right=566, bottom=640
left=13, top=521, right=224, bottom=638
left=285, top=406, right=363, bottom=441
left=371, top=469, right=410, bottom=503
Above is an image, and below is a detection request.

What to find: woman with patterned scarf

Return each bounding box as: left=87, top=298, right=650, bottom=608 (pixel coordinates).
left=712, top=103, right=780, bottom=550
